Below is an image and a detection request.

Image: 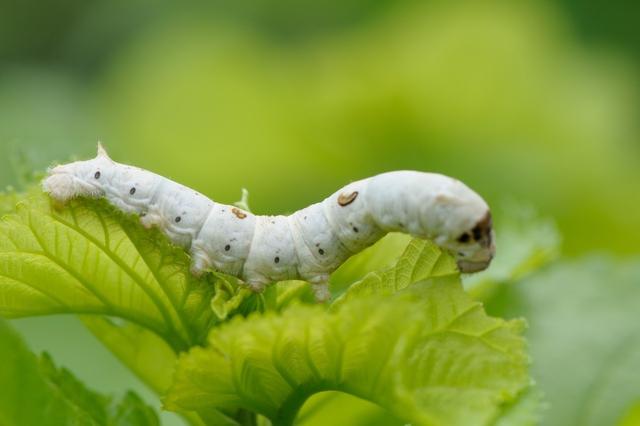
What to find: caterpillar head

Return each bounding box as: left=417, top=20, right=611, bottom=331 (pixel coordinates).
left=42, top=143, right=114, bottom=202
left=440, top=210, right=495, bottom=273
left=423, top=181, right=495, bottom=273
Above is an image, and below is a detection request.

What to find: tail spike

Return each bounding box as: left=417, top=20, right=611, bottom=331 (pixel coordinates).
left=96, top=142, right=112, bottom=160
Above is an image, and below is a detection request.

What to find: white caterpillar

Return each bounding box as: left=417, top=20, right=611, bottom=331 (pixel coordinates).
left=43, top=144, right=495, bottom=301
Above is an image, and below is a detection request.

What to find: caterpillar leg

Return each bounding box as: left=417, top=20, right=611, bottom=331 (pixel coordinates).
left=245, top=279, right=268, bottom=293
left=189, top=243, right=210, bottom=276
left=311, top=282, right=331, bottom=303
left=304, top=273, right=332, bottom=302
left=189, top=255, right=209, bottom=277
left=139, top=212, right=163, bottom=229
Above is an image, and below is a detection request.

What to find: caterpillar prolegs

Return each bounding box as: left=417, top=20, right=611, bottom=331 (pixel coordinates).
left=43, top=145, right=495, bottom=301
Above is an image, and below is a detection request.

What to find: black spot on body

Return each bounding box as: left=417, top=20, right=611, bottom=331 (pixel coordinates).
left=94, top=171, right=101, bottom=179
left=175, top=216, right=181, bottom=223
left=458, top=233, right=470, bottom=243
left=129, top=187, right=136, bottom=195
left=318, top=248, right=325, bottom=255
left=274, top=256, right=280, bottom=263
left=225, top=244, right=231, bottom=251
left=353, top=226, right=359, bottom=233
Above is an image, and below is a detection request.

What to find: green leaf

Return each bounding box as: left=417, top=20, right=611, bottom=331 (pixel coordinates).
left=209, top=272, right=316, bottom=321
left=490, top=388, right=545, bottom=426
left=209, top=272, right=256, bottom=321
left=0, top=193, right=216, bottom=351
left=0, top=186, right=29, bottom=216
left=497, top=257, right=640, bottom=426
left=0, top=317, right=159, bottom=426
left=274, top=280, right=316, bottom=309
left=79, top=316, right=177, bottom=395
left=296, top=392, right=405, bottom=426
left=331, top=238, right=458, bottom=308
left=165, top=276, right=529, bottom=426
left=0, top=191, right=18, bottom=216
left=107, top=391, right=161, bottom=425
left=329, top=233, right=412, bottom=295
left=618, top=401, right=640, bottom=426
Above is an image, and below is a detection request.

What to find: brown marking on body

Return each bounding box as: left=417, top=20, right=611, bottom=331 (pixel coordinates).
left=231, top=207, right=247, bottom=219
left=338, top=191, right=358, bottom=206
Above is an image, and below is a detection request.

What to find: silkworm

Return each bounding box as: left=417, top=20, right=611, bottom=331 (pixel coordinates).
left=42, top=144, right=495, bottom=301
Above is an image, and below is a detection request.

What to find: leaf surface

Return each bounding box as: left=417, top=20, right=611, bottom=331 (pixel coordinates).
left=0, top=194, right=216, bottom=351
left=80, top=316, right=177, bottom=395
left=0, top=318, right=159, bottom=426
left=166, top=246, right=529, bottom=426
left=497, top=257, right=640, bottom=426
left=332, top=238, right=458, bottom=308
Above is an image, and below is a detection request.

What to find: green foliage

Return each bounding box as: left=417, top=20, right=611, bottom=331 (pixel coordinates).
left=491, top=389, right=544, bottom=426
left=0, top=188, right=22, bottom=215
left=0, top=190, right=536, bottom=425
left=495, top=258, right=640, bottom=426
left=332, top=238, right=458, bottom=307
left=80, top=316, right=178, bottom=395
left=8, top=184, right=637, bottom=426
left=0, top=317, right=158, bottom=426
left=13, top=184, right=637, bottom=426
left=329, top=233, right=411, bottom=294
left=165, top=250, right=530, bottom=425
left=2, top=0, right=640, bottom=422
left=296, top=392, right=406, bottom=426
left=463, top=210, right=640, bottom=425
left=618, top=401, right=640, bottom=426
left=0, top=193, right=215, bottom=352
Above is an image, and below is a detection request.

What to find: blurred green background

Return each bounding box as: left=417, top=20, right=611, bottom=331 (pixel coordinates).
left=1, top=0, right=639, bottom=424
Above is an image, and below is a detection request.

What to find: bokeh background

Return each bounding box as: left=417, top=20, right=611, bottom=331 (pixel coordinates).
left=1, top=0, right=639, bottom=425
